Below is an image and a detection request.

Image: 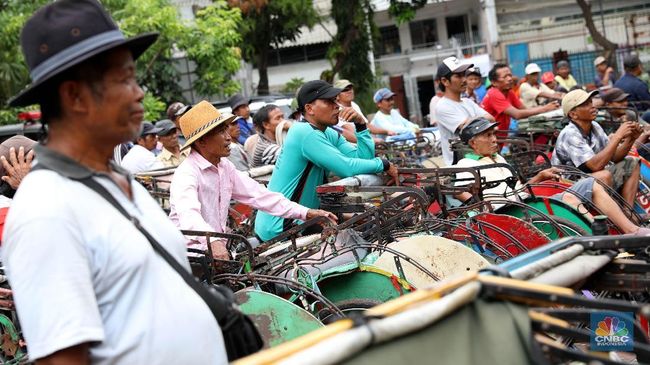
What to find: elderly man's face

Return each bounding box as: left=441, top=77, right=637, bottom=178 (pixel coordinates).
left=84, top=48, right=145, bottom=145
left=468, top=128, right=498, bottom=156
left=557, top=66, right=570, bottom=78
left=569, top=97, right=597, bottom=122
left=227, top=119, right=241, bottom=141
left=159, top=129, right=179, bottom=150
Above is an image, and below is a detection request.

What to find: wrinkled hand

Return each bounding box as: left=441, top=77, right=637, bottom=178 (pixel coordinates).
left=306, top=209, right=338, bottom=222
left=338, top=107, right=362, bottom=124
left=538, top=167, right=561, bottom=181
left=210, top=241, right=230, bottom=260
left=0, top=288, right=12, bottom=310
left=386, top=162, right=400, bottom=186
left=614, top=121, right=637, bottom=141
left=1, top=146, right=34, bottom=190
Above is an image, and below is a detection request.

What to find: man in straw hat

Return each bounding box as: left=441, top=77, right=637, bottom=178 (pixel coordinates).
left=169, top=101, right=336, bottom=258
left=2, top=1, right=229, bottom=363
left=552, top=89, right=643, bottom=206
left=255, top=80, right=399, bottom=242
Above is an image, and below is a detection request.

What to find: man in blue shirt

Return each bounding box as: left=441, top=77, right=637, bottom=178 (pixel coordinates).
left=614, top=54, right=650, bottom=112
left=254, top=80, right=398, bottom=241
left=370, top=88, right=420, bottom=141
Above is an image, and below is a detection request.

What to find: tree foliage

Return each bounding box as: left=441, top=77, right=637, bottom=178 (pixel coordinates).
left=183, top=3, right=242, bottom=98
left=326, top=0, right=376, bottom=90
left=388, top=0, right=428, bottom=25
left=229, top=0, right=318, bottom=95
left=0, top=0, right=242, bottom=125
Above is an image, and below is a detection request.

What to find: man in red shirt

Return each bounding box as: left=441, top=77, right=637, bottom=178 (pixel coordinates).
left=481, top=63, right=559, bottom=131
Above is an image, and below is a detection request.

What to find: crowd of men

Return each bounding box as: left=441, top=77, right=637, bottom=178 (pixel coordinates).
left=1, top=0, right=650, bottom=364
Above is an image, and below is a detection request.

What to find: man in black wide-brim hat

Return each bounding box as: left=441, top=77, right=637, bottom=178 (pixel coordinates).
left=3, top=1, right=227, bottom=363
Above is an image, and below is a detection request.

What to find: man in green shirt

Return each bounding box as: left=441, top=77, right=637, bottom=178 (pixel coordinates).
left=255, top=80, right=398, bottom=241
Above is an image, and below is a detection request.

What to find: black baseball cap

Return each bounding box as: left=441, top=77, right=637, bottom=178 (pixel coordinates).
left=297, top=80, right=341, bottom=112
left=436, top=56, right=473, bottom=80
left=460, top=118, right=498, bottom=143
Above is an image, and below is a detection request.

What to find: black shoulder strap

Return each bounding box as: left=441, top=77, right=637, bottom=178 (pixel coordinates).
left=283, top=161, right=314, bottom=231
left=32, top=164, right=228, bottom=323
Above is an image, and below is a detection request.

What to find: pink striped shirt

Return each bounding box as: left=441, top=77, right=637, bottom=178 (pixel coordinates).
left=169, top=150, right=308, bottom=249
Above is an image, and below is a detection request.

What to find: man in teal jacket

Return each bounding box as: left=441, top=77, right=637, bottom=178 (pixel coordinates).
left=255, top=80, right=398, bottom=241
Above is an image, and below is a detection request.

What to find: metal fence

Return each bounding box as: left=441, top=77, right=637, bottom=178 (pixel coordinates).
left=527, top=43, right=650, bottom=86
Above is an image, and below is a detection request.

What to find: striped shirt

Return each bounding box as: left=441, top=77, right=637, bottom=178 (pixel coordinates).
left=251, top=134, right=281, bottom=168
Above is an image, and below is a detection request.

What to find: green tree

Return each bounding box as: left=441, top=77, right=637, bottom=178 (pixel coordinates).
left=325, top=1, right=376, bottom=89
left=388, top=0, right=427, bottom=25
left=0, top=0, right=242, bottom=125
left=281, top=77, right=305, bottom=95
left=182, top=2, right=242, bottom=98
left=104, top=0, right=188, bottom=106
left=229, top=0, right=318, bottom=95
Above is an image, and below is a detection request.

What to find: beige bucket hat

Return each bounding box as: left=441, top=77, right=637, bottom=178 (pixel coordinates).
left=178, top=100, right=236, bottom=151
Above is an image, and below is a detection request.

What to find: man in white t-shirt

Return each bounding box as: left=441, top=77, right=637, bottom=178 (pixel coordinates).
left=434, top=56, right=493, bottom=166
left=3, top=1, right=228, bottom=363
left=519, top=63, right=564, bottom=109
left=120, top=121, right=164, bottom=173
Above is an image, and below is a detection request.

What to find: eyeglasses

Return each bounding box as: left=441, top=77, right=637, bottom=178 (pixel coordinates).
left=384, top=97, right=395, bottom=102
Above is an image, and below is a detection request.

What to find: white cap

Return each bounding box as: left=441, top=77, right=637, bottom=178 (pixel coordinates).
left=524, top=63, right=542, bottom=75
left=594, top=56, right=606, bottom=66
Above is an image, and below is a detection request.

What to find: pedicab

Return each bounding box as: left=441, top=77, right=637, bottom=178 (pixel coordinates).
left=233, top=263, right=650, bottom=365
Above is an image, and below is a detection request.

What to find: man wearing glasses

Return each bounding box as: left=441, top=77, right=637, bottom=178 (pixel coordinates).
left=481, top=63, right=559, bottom=132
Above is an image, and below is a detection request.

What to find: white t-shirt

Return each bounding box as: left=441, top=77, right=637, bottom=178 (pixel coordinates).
left=429, top=95, right=442, bottom=125
left=519, top=82, right=555, bottom=108
left=454, top=154, right=524, bottom=205
left=120, top=144, right=163, bottom=173
left=434, top=97, right=489, bottom=166
left=3, top=156, right=227, bottom=364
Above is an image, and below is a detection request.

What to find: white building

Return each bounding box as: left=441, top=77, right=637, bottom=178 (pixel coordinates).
left=171, top=0, right=650, bottom=118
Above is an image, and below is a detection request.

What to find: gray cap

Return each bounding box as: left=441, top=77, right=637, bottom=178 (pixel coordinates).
left=140, top=121, right=162, bottom=137
left=460, top=118, right=499, bottom=143
left=556, top=60, right=570, bottom=68
left=155, top=119, right=177, bottom=136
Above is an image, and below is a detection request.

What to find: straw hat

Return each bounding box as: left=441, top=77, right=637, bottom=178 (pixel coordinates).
left=179, top=100, right=236, bottom=151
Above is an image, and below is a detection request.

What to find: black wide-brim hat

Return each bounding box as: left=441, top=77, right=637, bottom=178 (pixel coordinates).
left=8, top=0, right=159, bottom=107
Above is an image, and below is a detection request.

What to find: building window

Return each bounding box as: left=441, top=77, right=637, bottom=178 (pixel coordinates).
left=268, top=42, right=330, bottom=67
left=410, top=18, right=438, bottom=48
left=377, top=25, right=401, bottom=55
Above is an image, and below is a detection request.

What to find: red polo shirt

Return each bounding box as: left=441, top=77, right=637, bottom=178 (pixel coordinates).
left=481, top=87, right=523, bottom=131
